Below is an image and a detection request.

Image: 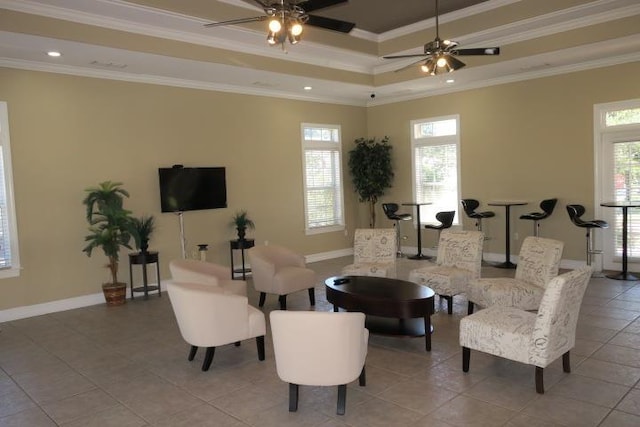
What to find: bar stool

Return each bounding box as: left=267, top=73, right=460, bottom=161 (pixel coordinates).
left=461, top=199, right=495, bottom=232
left=424, top=211, right=455, bottom=248
left=520, top=198, right=557, bottom=237
left=566, top=204, right=608, bottom=274
left=382, top=203, right=412, bottom=257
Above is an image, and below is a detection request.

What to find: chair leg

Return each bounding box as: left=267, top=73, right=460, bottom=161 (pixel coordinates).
left=533, top=221, right=539, bottom=237
left=202, top=347, right=215, bottom=371
left=359, top=365, right=366, bottom=386
left=462, top=347, right=470, bottom=372
left=467, top=301, right=474, bottom=315
left=443, top=295, right=453, bottom=315
left=188, top=345, right=198, bottom=361
left=279, top=295, right=287, bottom=310
left=234, top=341, right=241, bottom=347
left=289, top=383, right=299, bottom=412
left=258, top=292, right=266, bottom=307
left=562, top=351, right=571, bottom=373
left=337, top=384, right=347, bottom=415
left=308, top=288, right=315, bottom=306
left=256, top=336, right=265, bottom=361
left=535, top=366, right=544, bottom=393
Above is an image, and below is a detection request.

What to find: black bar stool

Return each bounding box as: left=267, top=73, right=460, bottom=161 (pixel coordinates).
left=382, top=203, right=412, bottom=257
left=424, top=211, right=455, bottom=249
left=461, top=199, right=494, bottom=232
left=520, top=198, right=557, bottom=237
left=566, top=204, right=608, bottom=274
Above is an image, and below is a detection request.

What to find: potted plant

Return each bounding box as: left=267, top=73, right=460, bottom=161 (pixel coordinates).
left=230, top=210, right=255, bottom=241
left=348, top=136, right=394, bottom=228
left=128, top=215, right=156, bottom=254
left=82, top=181, right=133, bottom=306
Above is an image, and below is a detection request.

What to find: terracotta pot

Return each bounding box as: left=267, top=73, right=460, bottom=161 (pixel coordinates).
left=102, top=282, right=127, bottom=306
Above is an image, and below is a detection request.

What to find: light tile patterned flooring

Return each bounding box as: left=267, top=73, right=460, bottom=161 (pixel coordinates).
left=2, top=257, right=640, bottom=426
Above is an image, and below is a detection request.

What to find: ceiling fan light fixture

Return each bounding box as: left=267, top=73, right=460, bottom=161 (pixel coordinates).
left=268, top=18, right=282, bottom=33
left=290, top=20, right=303, bottom=36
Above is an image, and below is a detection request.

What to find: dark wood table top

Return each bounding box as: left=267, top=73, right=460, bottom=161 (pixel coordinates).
left=324, top=275, right=434, bottom=319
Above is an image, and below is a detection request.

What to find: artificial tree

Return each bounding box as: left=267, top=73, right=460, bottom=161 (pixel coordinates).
left=348, top=136, right=394, bottom=228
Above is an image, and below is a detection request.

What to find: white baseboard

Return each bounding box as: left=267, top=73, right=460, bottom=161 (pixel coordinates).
left=0, top=248, right=587, bottom=323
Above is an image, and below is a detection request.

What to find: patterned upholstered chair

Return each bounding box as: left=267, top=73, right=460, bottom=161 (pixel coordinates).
left=408, top=230, right=484, bottom=314
left=169, top=258, right=246, bottom=296
left=247, top=244, right=316, bottom=310
left=167, top=282, right=266, bottom=371
left=460, top=266, right=592, bottom=393
left=467, top=236, right=564, bottom=314
left=270, top=311, right=368, bottom=415
left=342, top=228, right=397, bottom=278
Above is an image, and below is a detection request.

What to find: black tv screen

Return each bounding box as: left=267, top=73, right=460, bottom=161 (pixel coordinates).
left=159, top=166, right=227, bottom=212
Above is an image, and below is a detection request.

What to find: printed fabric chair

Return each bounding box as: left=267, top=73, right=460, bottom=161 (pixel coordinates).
left=247, top=244, right=316, bottom=310
left=342, top=228, right=397, bottom=278
left=460, top=266, right=592, bottom=393
left=167, top=282, right=266, bottom=371
left=467, top=236, right=564, bottom=314
left=270, top=310, right=368, bottom=415
left=409, top=230, right=484, bottom=314
left=169, top=258, right=246, bottom=296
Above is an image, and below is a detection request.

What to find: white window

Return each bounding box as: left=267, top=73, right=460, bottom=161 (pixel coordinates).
left=0, top=102, right=20, bottom=278
left=411, top=115, right=461, bottom=225
left=301, top=123, right=345, bottom=234
left=595, top=99, right=640, bottom=271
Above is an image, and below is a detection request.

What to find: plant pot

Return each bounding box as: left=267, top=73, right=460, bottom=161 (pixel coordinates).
left=102, top=282, right=127, bottom=306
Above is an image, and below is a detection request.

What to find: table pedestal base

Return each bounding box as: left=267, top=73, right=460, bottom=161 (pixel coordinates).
left=495, top=261, right=517, bottom=269
left=606, top=272, right=639, bottom=281
left=408, top=254, right=432, bottom=260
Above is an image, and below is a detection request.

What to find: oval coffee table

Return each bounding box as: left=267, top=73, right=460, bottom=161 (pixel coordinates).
left=325, top=276, right=435, bottom=351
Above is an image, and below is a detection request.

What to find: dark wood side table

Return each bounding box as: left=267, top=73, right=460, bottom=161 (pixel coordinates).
left=128, top=251, right=161, bottom=299
left=230, top=239, right=255, bottom=280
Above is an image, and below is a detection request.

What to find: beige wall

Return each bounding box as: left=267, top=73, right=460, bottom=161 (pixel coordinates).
left=1, top=61, right=639, bottom=311
left=368, top=61, right=640, bottom=260
left=0, top=68, right=366, bottom=310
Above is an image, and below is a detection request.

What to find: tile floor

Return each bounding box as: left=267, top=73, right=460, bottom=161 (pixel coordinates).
left=2, top=257, right=640, bottom=426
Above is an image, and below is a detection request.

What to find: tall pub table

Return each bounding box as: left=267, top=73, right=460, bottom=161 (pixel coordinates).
left=229, top=238, right=255, bottom=280
left=128, top=251, right=161, bottom=299
left=488, top=200, right=528, bottom=269
left=402, top=202, right=432, bottom=260
left=600, top=201, right=640, bottom=281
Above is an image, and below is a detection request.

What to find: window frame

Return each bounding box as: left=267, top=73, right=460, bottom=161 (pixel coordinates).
left=300, top=123, right=345, bottom=235
left=0, top=101, right=21, bottom=279
left=410, top=114, right=461, bottom=226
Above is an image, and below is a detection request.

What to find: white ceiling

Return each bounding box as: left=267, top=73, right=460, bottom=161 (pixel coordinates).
left=1, top=0, right=639, bottom=106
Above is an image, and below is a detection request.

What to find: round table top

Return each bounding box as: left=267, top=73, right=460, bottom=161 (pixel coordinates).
left=402, top=202, right=433, bottom=206
left=488, top=200, right=528, bottom=206
left=600, top=201, right=640, bottom=208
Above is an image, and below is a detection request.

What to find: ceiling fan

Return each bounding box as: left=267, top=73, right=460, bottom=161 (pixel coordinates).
left=383, top=0, right=500, bottom=75
left=204, top=0, right=355, bottom=47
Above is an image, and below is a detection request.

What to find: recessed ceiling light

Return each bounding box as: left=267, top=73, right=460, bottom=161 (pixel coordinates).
left=303, top=86, right=312, bottom=91
left=446, top=79, right=455, bottom=83
left=47, top=51, right=61, bottom=57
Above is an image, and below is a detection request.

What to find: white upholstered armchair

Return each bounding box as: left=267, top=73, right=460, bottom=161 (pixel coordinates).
left=409, top=230, right=484, bottom=314
left=467, top=236, right=564, bottom=314
left=342, top=228, right=397, bottom=278
left=167, top=282, right=266, bottom=371
left=270, top=310, right=368, bottom=415
left=460, top=266, right=592, bottom=393
left=247, top=244, right=316, bottom=310
left=169, top=258, right=246, bottom=296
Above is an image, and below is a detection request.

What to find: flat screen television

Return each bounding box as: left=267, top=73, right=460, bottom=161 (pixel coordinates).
left=158, top=166, right=227, bottom=212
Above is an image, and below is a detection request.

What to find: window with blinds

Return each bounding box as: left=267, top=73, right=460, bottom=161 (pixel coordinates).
left=0, top=102, right=20, bottom=278
left=301, top=124, right=345, bottom=234
left=411, top=116, right=461, bottom=224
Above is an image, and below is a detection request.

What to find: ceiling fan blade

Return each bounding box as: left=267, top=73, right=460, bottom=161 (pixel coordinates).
left=454, top=47, right=500, bottom=56
left=204, top=15, right=267, bottom=27
left=250, top=0, right=271, bottom=8
left=302, top=0, right=348, bottom=13
left=383, top=54, right=428, bottom=59
left=394, top=58, right=431, bottom=73
left=306, top=14, right=355, bottom=33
